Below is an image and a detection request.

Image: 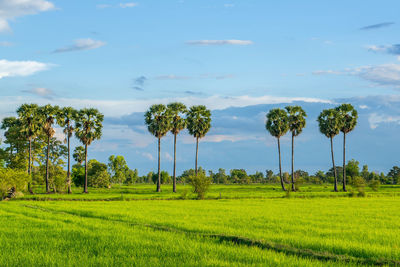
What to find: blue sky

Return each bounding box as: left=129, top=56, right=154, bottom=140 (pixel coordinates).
left=1, top=0, right=400, bottom=175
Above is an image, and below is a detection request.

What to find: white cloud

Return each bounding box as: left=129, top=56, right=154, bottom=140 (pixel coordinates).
left=359, top=105, right=368, bottom=109
left=0, top=59, right=51, bottom=79
left=96, top=4, right=111, bottom=9
left=142, top=152, right=154, bottom=161
left=368, top=113, right=400, bottom=129
left=54, top=38, right=105, bottom=53
left=22, top=87, right=54, bottom=98
left=186, top=40, right=253, bottom=46
left=0, top=41, right=12, bottom=46
left=164, top=152, right=173, bottom=162
left=0, top=0, right=55, bottom=32
left=312, top=70, right=341, bottom=75
left=119, top=2, right=138, bottom=8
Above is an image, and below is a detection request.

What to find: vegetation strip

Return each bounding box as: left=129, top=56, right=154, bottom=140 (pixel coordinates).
left=20, top=204, right=400, bottom=266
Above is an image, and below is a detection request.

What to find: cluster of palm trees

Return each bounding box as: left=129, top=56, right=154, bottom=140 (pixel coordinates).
left=318, top=104, right=358, bottom=192
left=265, top=104, right=358, bottom=192
left=144, top=103, right=211, bottom=192
left=11, top=104, right=103, bottom=194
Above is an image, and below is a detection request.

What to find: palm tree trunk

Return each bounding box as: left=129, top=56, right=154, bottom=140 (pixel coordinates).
left=330, top=137, right=338, bottom=192
left=157, top=137, right=161, bottom=192
left=84, top=144, right=88, bottom=193
left=28, top=137, right=33, bottom=194
left=195, top=137, right=199, bottom=176
left=67, top=135, right=72, bottom=194
left=291, top=132, right=295, bottom=192
left=278, top=137, right=286, bottom=191
left=45, top=135, right=50, bottom=193
left=173, top=133, right=177, bottom=193
left=342, top=132, right=347, bottom=192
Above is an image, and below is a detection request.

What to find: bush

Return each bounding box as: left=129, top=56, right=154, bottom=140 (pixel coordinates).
left=188, top=173, right=212, bottom=200
left=369, top=179, right=380, bottom=192
left=0, top=168, right=30, bottom=199
left=90, top=170, right=111, bottom=188
left=350, top=176, right=367, bottom=197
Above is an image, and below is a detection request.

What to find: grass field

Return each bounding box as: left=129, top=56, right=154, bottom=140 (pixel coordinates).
left=1, top=184, right=400, bottom=266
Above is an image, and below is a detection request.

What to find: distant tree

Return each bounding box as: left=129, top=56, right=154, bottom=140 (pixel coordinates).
left=108, top=155, right=129, bottom=184
left=56, top=107, right=77, bottom=194
left=187, top=105, right=211, bottom=176
left=265, top=170, right=275, bottom=183
left=336, top=104, right=358, bottom=192
left=75, top=108, right=104, bottom=193
left=266, top=108, right=289, bottom=191
left=16, top=104, right=41, bottom=193
left=144, top=104, right=171, bottom=192
left=167, top=102, right=187, bottom=193
left=250, top=171, right=264, bottom=183
left=314, top=170, right=326, bottom=183
left=361, top=165, right=369, bottom=180
left=73, top=146, right=85, bottom=165
left=151, top=171, right=171, bottom=184
left=209, top=168, right=228, bottom=184
left=38, top=104, right=60, bottom=193
left=387, top=166, right=400, bottom=185
left=345, top=159, right=360, bottom=183
left=87, top=159, right=110, bottom=188
left=285, top=106, right=307, bottom=191
left=1, top=117, right=27, bottom=170
left=124, top=169, right=139, bottom=185
left=318, top=108, right=341, bottom=192
left=230, top=169, right=250, bottom=184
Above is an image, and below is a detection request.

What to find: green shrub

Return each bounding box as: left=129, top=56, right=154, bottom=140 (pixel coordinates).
left=0, top=168, right=30, bottom=199
left=188, top=173, right=212, bottom=200
left=369, top=179, right=380, bottom=192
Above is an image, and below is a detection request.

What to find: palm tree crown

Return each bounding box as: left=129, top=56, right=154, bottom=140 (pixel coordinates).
left=317, top=109, right=341, bottom=138
left=168, top=102, right=187, bottom=135
left=265, top=108, right=289, bottom=138
left=186, top=105, right=211, bottom=138
left=285, top=106, right=307, bottom=136
left=336, top=104, right=358, bottom=134
left=75, top=108, right=104, bottom=146
left=145, top=104, right=171, bottom=138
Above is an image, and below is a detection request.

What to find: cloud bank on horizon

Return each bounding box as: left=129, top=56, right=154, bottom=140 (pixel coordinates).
left=1, top=0, right=400, bottom=174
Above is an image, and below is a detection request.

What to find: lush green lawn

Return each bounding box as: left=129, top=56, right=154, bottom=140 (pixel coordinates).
left=1, top=185, right=400, bottom=266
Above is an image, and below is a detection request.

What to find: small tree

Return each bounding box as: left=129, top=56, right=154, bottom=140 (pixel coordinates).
left=73, top=146, right=85, bottom=165
left=266, top=108, right=289, bottom=191
left=188, top=172, right=211, bottom=199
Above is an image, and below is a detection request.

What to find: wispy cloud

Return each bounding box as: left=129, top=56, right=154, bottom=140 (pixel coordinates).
left=155, top=75, right=191, bottom=80
left=0, top=59, right=51, bottom=79
left=368, top=113, right=400, bottom=129
left=119, top=2, right=138, bottom=8
left=97, top=2, right=138, bottom=9
left=367, top=44, right=400, bottom=55
left=142, top=152, right=154, bottom=161
left=132, top=75, right=147, bottom=91
left=312, top=70, right=341, bottom=75
left=186, top=40, right=253, bottom=46
left=0, top=41, right=12, bottom=47
left=184, top=90, right=204, bottom=95
left=53, top=38, right=105, bottom=53
left=0, top=0, right=55, bottom=32
left=155, top=73, right=234, bottom=80
left=21, top=87, right=55, bottom=99
left=360, top=22, right=394, bottom=31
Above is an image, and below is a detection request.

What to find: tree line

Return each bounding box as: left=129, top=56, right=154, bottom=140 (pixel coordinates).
left=0, top=104, right=103, bottom=194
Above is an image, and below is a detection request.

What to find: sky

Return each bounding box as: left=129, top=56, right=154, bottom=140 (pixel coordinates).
left=1, top=0, right=400, bottom=176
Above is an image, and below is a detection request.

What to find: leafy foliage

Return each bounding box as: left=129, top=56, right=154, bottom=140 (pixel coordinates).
left=188, top=172, right=212, bottom=199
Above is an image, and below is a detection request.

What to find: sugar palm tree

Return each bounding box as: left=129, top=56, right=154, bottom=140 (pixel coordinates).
left=75, top=108, right=104, bottom=193
left=73, top=146, right=85, bottom=165
left=317, top=108, right=341, bottom=192
left=285, top=106, right=307, bottom=192
left=186, top=105, right=211, bottom=176
left=17, top=104, right=40, bottom=193
left=38, top=104, right=60, bottom=193
left=56, top=107, right=78, bottom=194
left=266, top=108, right=289, bottom=191
left=167, top=102, right=187, bottom=193
left=144, top=104, right=171, bottom=192
left=336, top=104, right=358, bottom=192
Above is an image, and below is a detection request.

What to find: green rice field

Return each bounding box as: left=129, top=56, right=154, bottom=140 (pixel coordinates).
left=1, top=184, right=400, bottom=266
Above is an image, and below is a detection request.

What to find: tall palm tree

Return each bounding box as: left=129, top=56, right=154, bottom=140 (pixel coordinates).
left=285, top=106, right=307, bottom=192
left=317, top=108, right=341, bottom=192
left=38, top=104, right=60, bottom=193
left=167, top=102, right=187, bottom=193
left=266, top=108, right=289, bottom=191
left=75, top=108, right=104, bottom=193
left=186, top=105, right=211, bottom=176
left=144, top=104, right=171, bottom=192
left=56, top=107, right=77, bottom=194
left=17, top=104, right=40, bottom=194
left=336, top=104, right=358, bottom=192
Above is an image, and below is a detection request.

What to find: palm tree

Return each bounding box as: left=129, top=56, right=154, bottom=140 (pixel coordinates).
left=266, top=108, right=289, bottom=191
left=75, top=108, right=104, bottom=193
left=186, top=105, right=211, bottom=176
left=336, top=104, right=358, bottom=192
left=38, top=104, right=59, bottom=193
left=73, top=146, right=85, bottom=165
left=317, top=108, right=341, bottom=192
left=285, top=106, right=307, bottom=192
left=167, top=102, right=187, bottom=193
left=17, top=104, right=40, bottom=194
left=56, top=107, right=77, bottom=194
left=144, top=104, right=171, bottom=192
